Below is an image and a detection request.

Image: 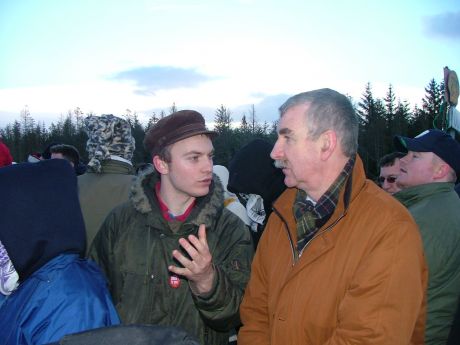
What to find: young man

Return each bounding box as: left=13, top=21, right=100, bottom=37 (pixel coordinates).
left=90, top=110, right=253, bottom=345
left=378, top=151, right=405, bottom=194
left=394, top=129, right=460, bottom=345
left=238, top=89, right=427, bottom=345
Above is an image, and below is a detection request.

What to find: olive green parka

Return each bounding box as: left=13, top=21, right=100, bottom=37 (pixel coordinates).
left=89, top=166, right=254, bottom=345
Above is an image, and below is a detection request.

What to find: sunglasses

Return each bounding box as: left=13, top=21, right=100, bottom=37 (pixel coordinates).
left=378, top=176, right=397, bottom=184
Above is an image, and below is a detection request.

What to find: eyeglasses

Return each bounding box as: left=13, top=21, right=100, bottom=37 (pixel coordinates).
left=378, top=176, right=397, bottom=184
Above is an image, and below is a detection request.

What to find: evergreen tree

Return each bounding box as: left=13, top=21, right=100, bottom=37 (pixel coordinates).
left=213, top=105, right=234, bottom=165
left=214, top=105, right=232, bottom=134
left=415, top=79, right=444, bottom=131
left=357, top=83, right=386, bottom=178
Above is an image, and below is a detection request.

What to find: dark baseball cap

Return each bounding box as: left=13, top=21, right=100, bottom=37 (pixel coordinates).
left=144, top=110, right=216, bottom=156
left=394, top=129, right=460, bottom=175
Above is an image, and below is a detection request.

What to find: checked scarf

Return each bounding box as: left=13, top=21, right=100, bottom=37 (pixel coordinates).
left=293, top=155, right=355, bottom=255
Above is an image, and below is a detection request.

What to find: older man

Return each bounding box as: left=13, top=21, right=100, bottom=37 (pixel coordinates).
left=394, top=129, right=460, bottom=345
left=238, top=89, right=427, bottom=345
left=90, top=110, right=253, bottom=345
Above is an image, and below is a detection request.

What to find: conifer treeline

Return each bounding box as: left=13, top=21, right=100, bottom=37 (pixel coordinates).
left=0, top=79, right=447, bottom=178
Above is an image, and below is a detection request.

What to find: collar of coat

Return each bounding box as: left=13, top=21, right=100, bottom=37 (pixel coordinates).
left=273, top=155, right=368, bottom=232
left=129, top=164, right=226, bottom=229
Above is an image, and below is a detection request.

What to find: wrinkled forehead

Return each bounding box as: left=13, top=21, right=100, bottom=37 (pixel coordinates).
left=277, top=107, right=309, bottom=135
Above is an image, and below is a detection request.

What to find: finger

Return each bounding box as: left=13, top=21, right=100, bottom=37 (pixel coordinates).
left=187, top=234, right=204, bottom=253
left=172, top=249, right=193, bottom=269
left=178, top=238, right=199, bottom=259
left=168, top=264, right=189, bottom=277
left=198, top=224, right=207, bottom=243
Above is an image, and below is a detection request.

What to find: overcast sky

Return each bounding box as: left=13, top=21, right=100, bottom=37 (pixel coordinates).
left=1, top=0, right=459, bottom=127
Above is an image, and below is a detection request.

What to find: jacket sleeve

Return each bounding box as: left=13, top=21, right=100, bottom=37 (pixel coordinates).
left=192, top=211, right=254, bottom=331
left=88, top=207, right=122, bottom=295
left=326, top=219, right=427, bottom=345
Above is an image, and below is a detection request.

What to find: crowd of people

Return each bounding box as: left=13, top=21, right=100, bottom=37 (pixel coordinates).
left=0, top=88, right=459, bottom=345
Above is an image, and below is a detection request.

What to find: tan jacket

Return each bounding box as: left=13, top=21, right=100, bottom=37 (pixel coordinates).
left=239, top=157, right=427, bottom=345
left=78, top=159, right=135, bottom=253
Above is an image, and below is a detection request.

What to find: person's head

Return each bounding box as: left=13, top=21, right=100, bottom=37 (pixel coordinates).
left=50, top=144, right=80, bottom=168
left=0, top=140, right=13, bottom=168
left=27, top=152, right=42, bottom=163
left=271, top=88, right=358, bottom=199
left=227, top=139, right=286, bottom=211
left=84, top=114, right=135, bottom=173
left=378, top=152, right=405, bottom=194
left=143, top=110, right=216, bottom=198
left=394, top=129, right=460, bottom=189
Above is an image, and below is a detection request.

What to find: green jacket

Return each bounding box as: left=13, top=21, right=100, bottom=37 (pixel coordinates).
left=395, top=182, right=460, bottom=345
left=78, top=159, right=135, bottom=253
left=89, top=166, right=254, bottom=345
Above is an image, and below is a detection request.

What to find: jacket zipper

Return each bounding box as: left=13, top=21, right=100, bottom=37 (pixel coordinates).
left=272, top=207, right=346, bottom=264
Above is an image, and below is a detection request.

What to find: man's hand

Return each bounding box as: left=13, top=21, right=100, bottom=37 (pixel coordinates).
left=169, top=224, right=215, bottom=295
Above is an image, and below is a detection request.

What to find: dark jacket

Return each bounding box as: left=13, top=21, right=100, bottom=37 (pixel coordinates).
left=90, top=166, right=254, bottom=345
left=49, top=324, right=200, bottom=345
left=0, top=160, right=120, bottom=345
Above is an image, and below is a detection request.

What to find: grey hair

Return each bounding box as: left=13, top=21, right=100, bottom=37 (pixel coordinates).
left=279, top=88, right=359, bottom=157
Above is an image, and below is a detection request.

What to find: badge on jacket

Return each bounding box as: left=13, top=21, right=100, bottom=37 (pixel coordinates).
left=168, top=274, right=181, bottom=289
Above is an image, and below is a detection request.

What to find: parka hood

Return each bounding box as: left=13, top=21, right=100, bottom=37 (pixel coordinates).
left=0, top=159, right=86, bottom=281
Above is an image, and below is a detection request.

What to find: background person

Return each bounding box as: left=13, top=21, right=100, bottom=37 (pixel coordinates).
left=0, top=159, right=120, bottom=345
left=377, top=151, right=405, bottom=194
left=50, top=143, right=84, bottom=174
left=394, top=129, right=460, bottom=345
left=78, top=114, right=136, bottom=253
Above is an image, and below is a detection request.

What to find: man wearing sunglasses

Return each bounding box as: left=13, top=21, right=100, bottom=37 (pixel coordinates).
left=378, top=152, right=405, bottom=194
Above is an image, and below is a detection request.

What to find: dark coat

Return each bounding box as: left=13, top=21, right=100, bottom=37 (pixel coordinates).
left=89, top=166, right=254, bottom=345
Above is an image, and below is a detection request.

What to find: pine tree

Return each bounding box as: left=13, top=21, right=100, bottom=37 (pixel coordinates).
left=357, top=83, right=386, bottom=177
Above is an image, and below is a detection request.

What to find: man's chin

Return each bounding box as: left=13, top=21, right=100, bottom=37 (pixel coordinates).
left=283, top=177, right=297, bottom=188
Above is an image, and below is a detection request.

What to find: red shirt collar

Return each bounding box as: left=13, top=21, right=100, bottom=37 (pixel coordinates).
left=155, top=182, right=195, bottom=222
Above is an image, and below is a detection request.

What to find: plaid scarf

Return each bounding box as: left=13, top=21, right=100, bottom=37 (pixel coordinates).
left=293, top=155, right=355, bottom=255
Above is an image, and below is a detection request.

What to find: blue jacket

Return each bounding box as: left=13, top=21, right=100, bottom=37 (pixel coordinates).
left=0, top=160, right=121, bottom=345
left=0, top=254, right=120, bottom=345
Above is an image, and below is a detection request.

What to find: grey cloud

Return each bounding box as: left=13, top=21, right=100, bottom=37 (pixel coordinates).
left=111, top=66, right=217, bottom=95
left=424, top=11, right=460, bottom=39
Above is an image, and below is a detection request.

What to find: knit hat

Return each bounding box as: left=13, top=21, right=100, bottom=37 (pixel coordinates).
left=0, top=140, right=13, bottom=167
left=144, top=110, right=216, bottom=157
left=85, top=114, right=135, bottom=173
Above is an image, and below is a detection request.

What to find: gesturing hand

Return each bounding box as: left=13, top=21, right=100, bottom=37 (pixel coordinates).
left=169, top=224, right=215, bottom=295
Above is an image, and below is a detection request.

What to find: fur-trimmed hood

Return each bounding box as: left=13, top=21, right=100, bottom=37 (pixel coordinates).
left=129, top=165, right=226, bottom=229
